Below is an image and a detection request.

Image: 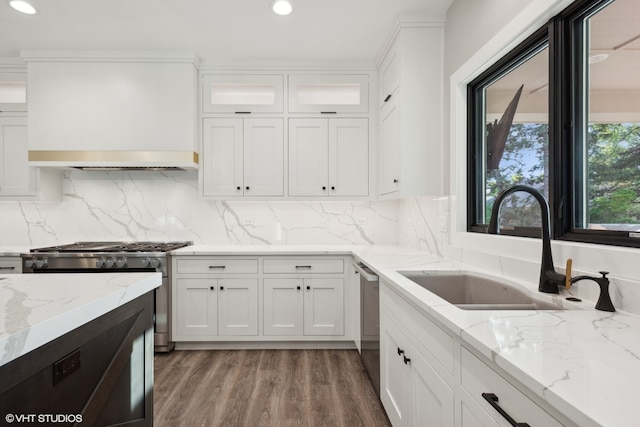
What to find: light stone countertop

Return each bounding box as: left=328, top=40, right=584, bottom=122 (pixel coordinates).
left=172, top=244, right=640, bottom=427
left=0, top=272, right=161, bottom=367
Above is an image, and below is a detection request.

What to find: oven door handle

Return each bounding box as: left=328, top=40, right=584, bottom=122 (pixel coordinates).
left=353, top=262, right=378, bottom=282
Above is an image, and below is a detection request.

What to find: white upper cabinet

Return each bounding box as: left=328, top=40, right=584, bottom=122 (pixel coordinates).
left=0, top=71, right=27, bottom=113
left=289, top=118, right=368, bottom=197
left=202, top=117, right=284, bottom=197
left=376, top=22, right=444, bottom=198
left=0, top=116, right=36, bottom=198
left=202, top=74, right=284, bottom=114
left=288, top=74, right=369, bottom=114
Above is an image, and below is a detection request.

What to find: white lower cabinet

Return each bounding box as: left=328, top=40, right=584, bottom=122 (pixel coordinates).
left=380, top=280, right=570, bottom=427
left=380, top=311, right=454, bottom=427
left=174, top=277, right=258, bottom=339
left=172, top=255, right=349, bottom=343
left=0, top=256, right=21, bottom=273
left=263, top=278, right=344, bottom=336
left=459, top=346, right=564, bottom=427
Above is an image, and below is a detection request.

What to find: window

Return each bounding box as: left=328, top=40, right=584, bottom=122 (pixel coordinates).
left=468, top=0, right=640, bottom=247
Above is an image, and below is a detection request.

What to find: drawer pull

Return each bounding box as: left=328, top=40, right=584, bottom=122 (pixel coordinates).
left=482, top=393, right=530, bottom=427
left=209, top=265, right=226, bottom=269
left=0, top=266, right=16, bottom=270
left=295, top=265, right=312, bottom=269
left=384, top=94, right=392, bottom=102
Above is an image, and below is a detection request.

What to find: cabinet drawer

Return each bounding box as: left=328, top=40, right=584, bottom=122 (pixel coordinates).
left=176, top=258, right=258, bottom=274
left=461, top=347, right=562, bottom=427
left=263, top=259, right=344, bottom=274
left=0, top=257, right=21, bottom=274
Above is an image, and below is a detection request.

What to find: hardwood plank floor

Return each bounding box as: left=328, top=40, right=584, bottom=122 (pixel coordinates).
left=154, top=349, right=391, bottom=427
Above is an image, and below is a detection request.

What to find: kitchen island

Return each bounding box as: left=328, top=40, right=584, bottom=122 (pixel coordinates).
left=0, top=272, right=161, bottom=426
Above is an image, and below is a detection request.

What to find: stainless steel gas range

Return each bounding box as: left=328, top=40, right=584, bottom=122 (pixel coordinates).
left=21, top=241, right=192, bottom=352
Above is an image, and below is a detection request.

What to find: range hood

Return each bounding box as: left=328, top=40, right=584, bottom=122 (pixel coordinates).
left=22, top=51, right=199, bottom=170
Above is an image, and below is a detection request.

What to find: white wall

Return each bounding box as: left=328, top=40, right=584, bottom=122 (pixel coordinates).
left=0, top=170, right=399, bottom=247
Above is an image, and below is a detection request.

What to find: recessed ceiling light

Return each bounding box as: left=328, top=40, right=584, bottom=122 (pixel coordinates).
left=271, top=0, right=292, bottom=16
left=9, top=0, right=37, bottom=15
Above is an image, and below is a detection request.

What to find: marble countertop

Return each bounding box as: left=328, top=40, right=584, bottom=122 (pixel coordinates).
left=0, top=247, right=31, bottom=257
left=172, top=244, right=640, bottom=427
left=0, top=272, right=161, bottom=367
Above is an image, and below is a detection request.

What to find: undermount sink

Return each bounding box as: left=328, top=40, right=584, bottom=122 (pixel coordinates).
left=399, top=271, right=564, bottom=310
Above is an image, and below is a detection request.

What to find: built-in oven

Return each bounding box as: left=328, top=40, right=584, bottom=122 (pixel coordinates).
left=354, top=261, right=380, bottom=396
left=21, top=241, right=192, bottom=352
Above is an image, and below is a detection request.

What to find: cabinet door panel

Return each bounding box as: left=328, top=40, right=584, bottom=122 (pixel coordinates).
left=411, top=349, right=454, bottom=427
left=244, top=118, right=283, bottom=196
left=263, top=278, right=303, bottom=336
left=217, top=278, right=259, bottom=336
left=288, top=119, right=328, bottom=196
left=202, top=118, right=243, bottom=197
left=303, top=278, right=344, bottom=336
left=329, top=118, right=368, bottom=196
left=380, top=312, right=411, bottom=427
left=379, top=96, right=400, bottom=196
left=0, top=117, right=35, bottom=197
left=175, top=278, right=217, bottom=337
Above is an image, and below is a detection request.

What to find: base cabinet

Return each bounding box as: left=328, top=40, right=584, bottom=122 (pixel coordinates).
left=172, top=255, right=349, bottom=343
left=263, top=278, right=344, bottom=336
left=380, top=280, right=571, bottom=427
left=174, top=277, right=258, bottom=339
left=380, top=311, right=454, bottom=427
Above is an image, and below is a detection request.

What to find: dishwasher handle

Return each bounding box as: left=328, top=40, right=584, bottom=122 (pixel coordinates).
left=353, top=262, right=379, bottom=282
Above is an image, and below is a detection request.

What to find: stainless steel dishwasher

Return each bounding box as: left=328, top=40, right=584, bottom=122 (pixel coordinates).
left=354, top=261, right=380, bottom=396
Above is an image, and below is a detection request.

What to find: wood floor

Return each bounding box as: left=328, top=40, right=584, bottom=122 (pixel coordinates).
left=154, top=349, right=391, bottom=427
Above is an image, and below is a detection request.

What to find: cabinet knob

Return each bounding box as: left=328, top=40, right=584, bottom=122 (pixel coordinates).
left=296, top=285, right=301, bottom=290
left=331, top=186, right=335, bottom=190
left=246, top=186, right=250, bottom=190
left=397, top=348, right=404, bottom=356
left=306, top=285, right=311, bottom=290
left=393, top=179, right=399, bottom=184
left=220, top=286, right=224, bottom=291
left=322, top=186, right=326, bottom=190
left=210, top=286, right=215, bottom=290
left=403, top=356, right=411, bottom=365
left=237, top=186, right=241, bottom=190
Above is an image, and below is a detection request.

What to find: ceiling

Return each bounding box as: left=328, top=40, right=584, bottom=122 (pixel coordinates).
left=0, top=0, right=453, bottom=67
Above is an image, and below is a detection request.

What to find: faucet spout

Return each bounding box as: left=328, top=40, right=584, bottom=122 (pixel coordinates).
left=570, top=272, right=616, bottom=312
left=487, top=185, right=563, bottom=293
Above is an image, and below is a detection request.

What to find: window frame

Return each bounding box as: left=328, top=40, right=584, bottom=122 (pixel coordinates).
left=467, top=0, right=640, bottom=249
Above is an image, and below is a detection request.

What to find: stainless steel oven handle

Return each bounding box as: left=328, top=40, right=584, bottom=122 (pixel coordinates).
left=353, top=262, right=378, bottom=282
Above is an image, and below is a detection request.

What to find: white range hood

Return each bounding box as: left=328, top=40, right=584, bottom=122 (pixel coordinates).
left=22, top=51, right=199, bottom=170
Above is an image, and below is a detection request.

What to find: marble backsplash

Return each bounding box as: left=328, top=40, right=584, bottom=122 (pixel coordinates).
left=0, top=170, right=402, bottom=247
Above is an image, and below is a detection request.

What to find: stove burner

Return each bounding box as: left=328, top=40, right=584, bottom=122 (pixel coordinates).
left=30, top=241, right=192, bottom=253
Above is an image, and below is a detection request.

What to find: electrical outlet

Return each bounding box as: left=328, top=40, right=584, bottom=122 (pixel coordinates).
left=356, top=218, right=367, bottom=225
left=241, top=218, right=253, bottom=225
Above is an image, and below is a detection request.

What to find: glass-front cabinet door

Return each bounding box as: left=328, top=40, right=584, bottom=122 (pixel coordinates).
left=288, top=74, right=369, bottom=113
left=0, top=72, right=27, bottom=112
left=201, top=74, right=283, bottom=114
